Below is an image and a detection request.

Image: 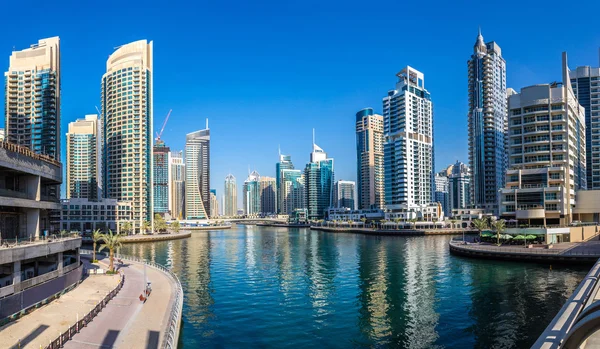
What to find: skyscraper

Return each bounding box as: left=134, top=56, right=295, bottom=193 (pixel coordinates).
left=169, top=151, right=185, bottom=220
left=356, top=108, right=384, bottom=210
left=434, top=173, right=449, bottom=217
left=5, top=37, right=60, bottom=159
left=243, top=171, right=261, bottom=215
left=280, top=169, right=305, bottom=214
left=334, top=180, right=356, bottom=210
left=185, top=126, right=210, bottom=220
left=500, top=54, right=586, bottom=225
left=448, top=161, right=471, bottom=212
left=260, top=176, right=276, bottom=215
left=210, top=189, right=219, bottom=218
left=304, top=134, right=334, bottom=220
left=153, top=140, right=171, bottom=215
left=468, top=29, right=507, bottom=215
left=102, top=40, right=153, bottom=231
left=383, top=66, right=433, bottom=209
left=276, top=152, right=294, bottom=213
left=569, top=62, right=600, bottom=189
left=66, top=114, right=101, bottom=200
left=224, top=174, right=237, bottom=217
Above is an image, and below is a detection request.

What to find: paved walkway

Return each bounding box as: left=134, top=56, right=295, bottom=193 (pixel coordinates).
left=1, top=257, right=119, bottom=349
left=64, top=255, right=175, bottom=349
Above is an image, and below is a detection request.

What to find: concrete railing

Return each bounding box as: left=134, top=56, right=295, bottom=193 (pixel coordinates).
left=0, top=140, right=61, bottom=167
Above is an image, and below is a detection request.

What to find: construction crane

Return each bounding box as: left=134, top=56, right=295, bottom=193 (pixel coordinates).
left=155, top=109, right=172, bottom=142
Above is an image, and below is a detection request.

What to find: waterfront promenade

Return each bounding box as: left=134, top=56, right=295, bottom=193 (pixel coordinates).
left=1, top=254, right=178, bottom=348
left=311, top=225, right=477, bottom=236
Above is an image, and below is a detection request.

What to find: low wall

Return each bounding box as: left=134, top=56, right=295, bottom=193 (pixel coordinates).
left=569, top=225, right=600, bottom=242
left=448, top=242, right=597, bottom=264
left=311, top=226, right=476, bottom=236
left=0, top=263, right=83, bottom=321
left=186, top=225, right=231, bottom=231
left=121, top=232, right=191, bottom=244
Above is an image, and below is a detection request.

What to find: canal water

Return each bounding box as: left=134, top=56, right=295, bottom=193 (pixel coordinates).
left=118, top=226, right=588, bottom=349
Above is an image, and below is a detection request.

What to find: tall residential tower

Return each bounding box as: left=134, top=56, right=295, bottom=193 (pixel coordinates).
left=383, top=66, right=433, bottom=209
left=5, top=37, right=61, bottom=159
left=276, top=152, right=294, bottom=213
left=304, top=134, right=334, bottom=220
left=169, top=151, right=185, bottom=219
left=102, top=40, right=153, bottom=231
left=224, top=174, right=237, bottom=217
left=467, top=30, right=507, bottom=215
left=66, top=115, right=101, bottom=200
left=185, top=126, right=210, bottom=220
left=356, top=108, right=384, bottom=210
left=153, top=140, right=171, bottom=215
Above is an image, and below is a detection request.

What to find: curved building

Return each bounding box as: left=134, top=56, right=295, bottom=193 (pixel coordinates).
left=185, top=127, right=210, bottom=219
left=101, top=40, right=153, bottom=232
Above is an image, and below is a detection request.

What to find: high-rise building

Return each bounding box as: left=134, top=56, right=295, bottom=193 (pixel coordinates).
left=5, top=37, right=60, bottom=159
left=467, top=30, right=507, bottom=215
left=185, top=126, right=210, bottom=220
left=102, top=40, right=153, bottom=231
left=448, top=161, right=471, bottom=212
left=383, top=66, right=433, bottom=210
left=243, top=171, right=261, bottom=215
left=304, top=135, right=334, bottom=220
left=66, top=114, right=101, bottom=200
left=224, top=174, right=237, bottom=217
left=500, top=53, right=586, bottom=225
left=260, top=176, right=276, bottom=215
left=356, top=108, right=384, bottom=210
left=210, top=189, right=219, bottom=218
left=153, top=140, right=171, bottom=215
left=169, top=151, right=185, bottom=220
left=280, top=169, right=305, bottom=214
left=334, top=180, right=356, bottom=210
left=276, top=152, right=294, bottom=213
left=434, top=173, right=449, bottom=217
left=569, top=61, right=600, bottom=189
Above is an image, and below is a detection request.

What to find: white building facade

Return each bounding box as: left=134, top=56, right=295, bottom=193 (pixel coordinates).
left=185, top=127, right=210, bottom=220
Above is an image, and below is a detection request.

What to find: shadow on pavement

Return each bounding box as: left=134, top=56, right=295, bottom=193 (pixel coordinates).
left=100, top=329, right=120, bottom=348
left=147, top=330, right=160, bottom=349
left=9, top=324, right=49, bottom=348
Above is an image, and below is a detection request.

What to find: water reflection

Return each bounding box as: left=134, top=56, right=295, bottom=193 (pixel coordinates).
left=118, top=226, right=588, bottom=349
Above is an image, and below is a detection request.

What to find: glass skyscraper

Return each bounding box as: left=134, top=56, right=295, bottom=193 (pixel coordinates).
left=280, top=169, right=305, bottom=214
left=467, top=30, right=507, bottom=215
left=243, top=171, right=261, bottom=215
left=5, top=37, right=60, bottom=160
left=224, top=174, right=237, bottom=217
left=304, top=140, right=334, bottom=220
left=102, top=40, right=153, bottom=231
left=356, top=108, right=384, bottom=210
left=153, top=140, right=170, bottom=215
left=169, top=151, right=185, bottom=219
left=185, top=126, right=210, bottom=220
left=276, top=152, right=294, bottom=213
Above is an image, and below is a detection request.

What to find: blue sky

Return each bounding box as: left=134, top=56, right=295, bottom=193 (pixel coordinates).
left=1, top=0, right=600, bottom=202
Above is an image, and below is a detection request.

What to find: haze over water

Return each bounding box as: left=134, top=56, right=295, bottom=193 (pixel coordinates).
left=119, top=226, right=587, bottom=348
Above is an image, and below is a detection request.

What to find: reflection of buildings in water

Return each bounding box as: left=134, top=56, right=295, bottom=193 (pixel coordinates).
left=245, top=229, right=256, bottom=272
left=275, top=230, right=293, bottom=293
left=400, top=237, right=441, bottom=348
left=357, top=240, right=392, bottom=343
left=182, top=233, right=214, bottom=329
left=304, top=232, right=338, bottom=315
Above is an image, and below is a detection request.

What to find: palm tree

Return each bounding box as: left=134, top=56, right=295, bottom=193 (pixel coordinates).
left=348, top=220, right=354, bottom=228
left=360, top=217, right=367, bottom=228
left=472, top=218, right=488, bottom=239
left=493, top=219, right=506, bottom=246
left=171, top=220, right=181, bottom=233
left=98, top=230, right=124, bottom=272
left=92, top=229, right=103, bottom=262
left=394, top=218, right=402, bottom=230
left=60, top=229, right=67, bottom=239
left=121, top=221, right=133, bottom=236
left=142, top=220, right=151, bottom=234
left=409, top=218, right=418, bottom=229
left=450, top=219, right=457, bottom=229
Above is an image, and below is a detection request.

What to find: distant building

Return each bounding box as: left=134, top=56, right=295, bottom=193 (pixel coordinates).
left=5, top=37, right=61, bottom=160
left=434, top=173, right=449, bottom=217
left=356, top=108, right=384, bottom=209
left=224, top=174, right=237, bottom=217
left=66, top=115, right=101, bottom=200
left=260, top=176, right=276, bottom=215
left=60, top=198, right=132, bottom=232
left=500, top=54, right=586, bottom=225
left=102, top=40, right=153, bottom=231
left=169, top=151, right=185, bottom=219
left=383, top=66, right=433, bottom=210
left=210, top=189, right=219, bottom=218
left=185, top=126, right=210, bottom=220
left=280, top=169, right=305, bottom=214
left=153, top=140, right=171, bottom=215
left=570, top=64, right=600, bottom=189
left=304, top=135, right=334, bottom=220
left=448, top=161, right=471, bottom=212
left=243, top=171, right=261, bottom=216
left=468, top=29, right=507, bottom=215
left=334, top=180, right=355, bottom=210
left=276, top=152, right=294, bottom=213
